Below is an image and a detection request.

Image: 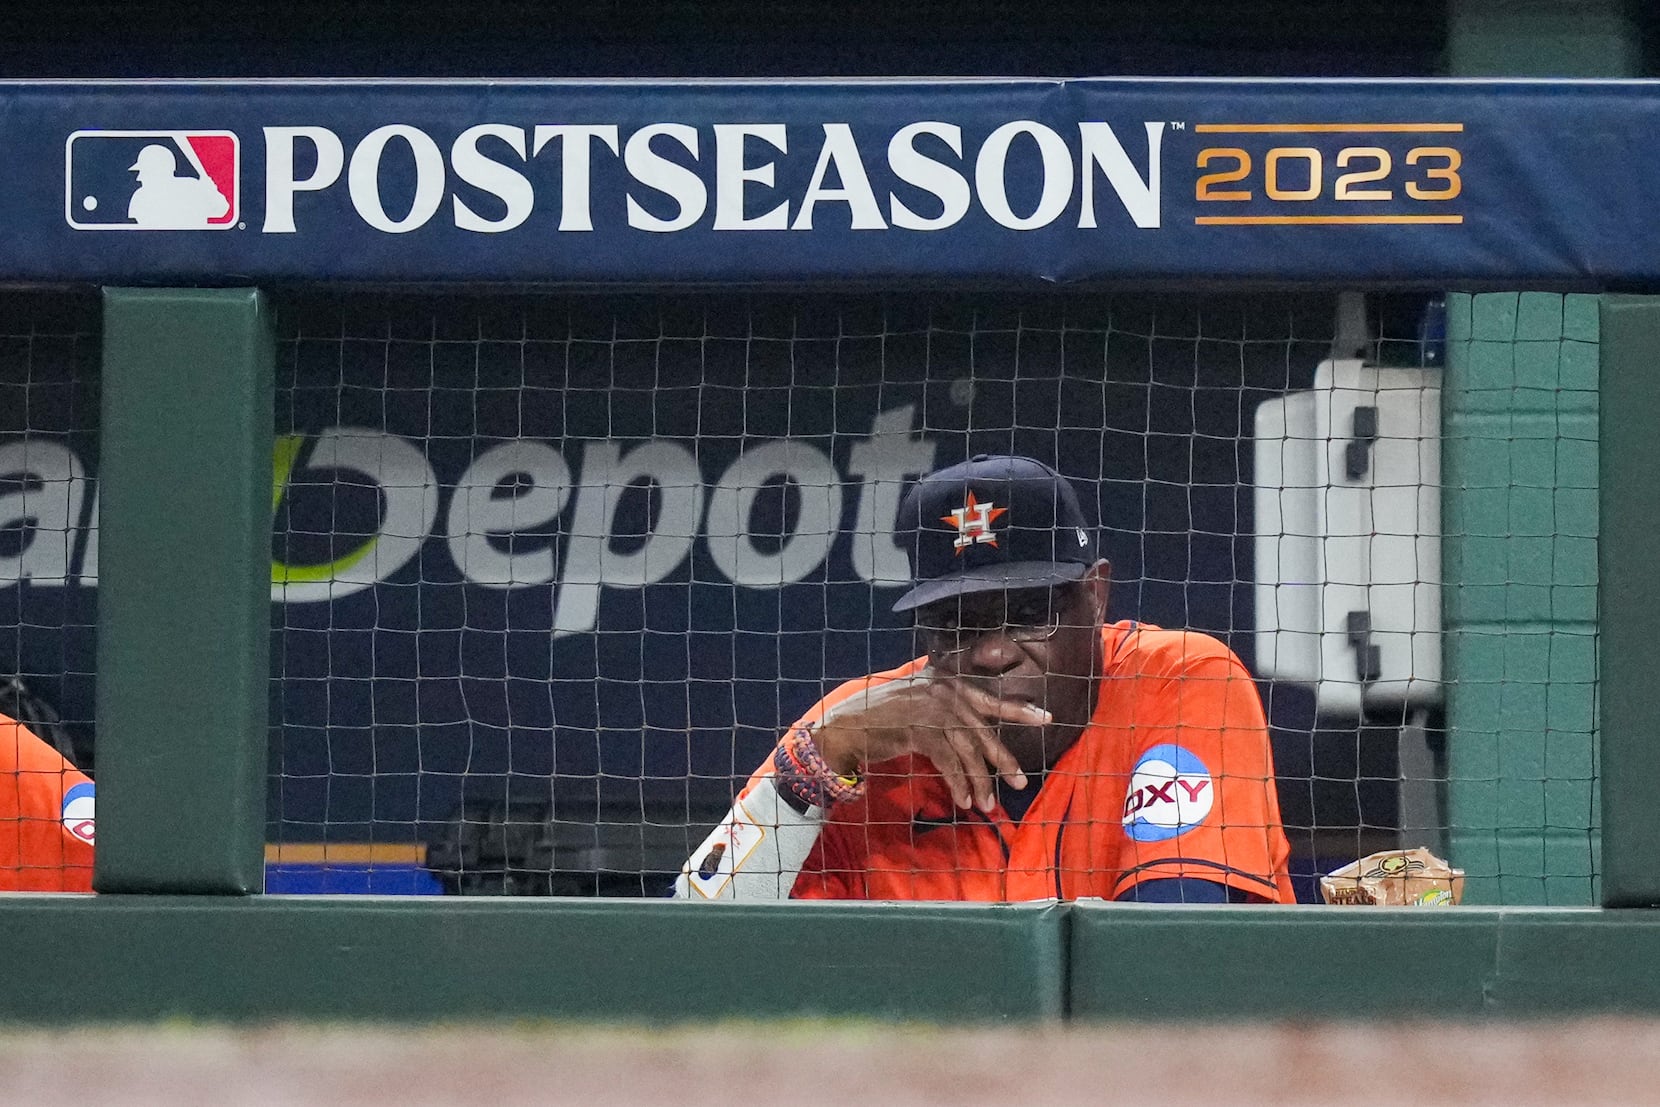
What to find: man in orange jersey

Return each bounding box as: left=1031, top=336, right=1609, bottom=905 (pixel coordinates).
left=674, top=455, right=1292, bottom=904
left=0, top=710, right=94, bottom=892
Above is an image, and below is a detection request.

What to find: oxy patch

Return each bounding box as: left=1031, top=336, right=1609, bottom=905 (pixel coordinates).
left=1121, top=743, right=1212, bottom=843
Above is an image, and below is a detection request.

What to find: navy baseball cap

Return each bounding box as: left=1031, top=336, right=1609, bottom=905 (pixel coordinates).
left=891, top=455, right=1096, bottom=613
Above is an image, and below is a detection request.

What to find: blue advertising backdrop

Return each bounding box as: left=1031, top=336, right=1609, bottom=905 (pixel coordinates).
left=264, top=293, right=1339, bottom=845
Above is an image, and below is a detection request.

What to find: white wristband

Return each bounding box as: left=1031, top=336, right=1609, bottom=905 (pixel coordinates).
left=671, top=776, right=827, bottom=901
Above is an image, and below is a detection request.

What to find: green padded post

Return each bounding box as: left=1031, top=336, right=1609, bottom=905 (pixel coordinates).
left=95, top=288, right=273, bottom=894
left=1442, top=294, right=1600, bottom=906
left=1599, top=295, right=1660, bottom=907
left=1441, top=0, right=1636, bottom=906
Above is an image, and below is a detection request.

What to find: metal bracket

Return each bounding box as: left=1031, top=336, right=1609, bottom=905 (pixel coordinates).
left=1345, top=404, right=1379, bottom=481
left=1346, top=609, right=1382, bottom=683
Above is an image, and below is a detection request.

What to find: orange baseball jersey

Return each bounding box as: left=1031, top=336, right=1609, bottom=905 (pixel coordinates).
left=0, top=712, right=94, bottom=892
left=742, top=620, right=1293, bottom=902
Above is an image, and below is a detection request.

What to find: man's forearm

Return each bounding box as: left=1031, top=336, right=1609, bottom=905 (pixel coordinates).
left=670, top=776, right=827, bottom=900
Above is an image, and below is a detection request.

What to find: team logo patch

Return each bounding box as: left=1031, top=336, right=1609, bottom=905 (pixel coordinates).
left=60, top=781, right=96, bottom=845
left=682, top=798, right=766, bottom=899
left=65, top=130, right=240, bottom=230
left=941, top=490, right=1007, bottom=553
left=1122, top=743, right=1213, bottom=842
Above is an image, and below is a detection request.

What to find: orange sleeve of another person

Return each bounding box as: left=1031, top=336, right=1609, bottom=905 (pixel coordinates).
left=0, top=713, right=94, bottom=892
left=1111, top=641, right=1294, bottom=903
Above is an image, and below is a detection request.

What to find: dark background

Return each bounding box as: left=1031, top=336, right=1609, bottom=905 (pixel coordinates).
left=0, top=2, right=1449, bottom=79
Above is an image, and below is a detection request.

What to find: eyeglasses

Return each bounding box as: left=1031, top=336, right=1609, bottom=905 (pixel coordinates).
left=914, top=587, right=1076, bottom=657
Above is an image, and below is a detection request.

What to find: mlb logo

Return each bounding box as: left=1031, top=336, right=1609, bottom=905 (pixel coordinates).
left=65, top=130, right=239, bottom=230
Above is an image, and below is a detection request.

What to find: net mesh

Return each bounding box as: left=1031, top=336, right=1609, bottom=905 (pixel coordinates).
left=0, top=290, right=100, bottom=777
left=262, top=289, right=1484, bottom=902
left=0, top=287, right=1599, bottom=903
left=1440, top=291, right=1599, bottom=905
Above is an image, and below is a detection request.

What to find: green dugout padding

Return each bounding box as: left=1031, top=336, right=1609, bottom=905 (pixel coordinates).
left=1069, top=903, right=1660, bottom=1019
left=13, top=896, right=1660, bottom=1022
left=1598, top=296, right=1660, bottom=908
left=0, top=896, right=1062, bottom=1023
left=97, top=289, right=272, bottom=894
left=1442, top=292, right=1600, bottom=906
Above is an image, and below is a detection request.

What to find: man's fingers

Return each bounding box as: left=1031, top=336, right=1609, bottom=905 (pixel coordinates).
left=919, top=726, right=973, bottom=810
left=975, top=728, right=1028, bottom=791
left=952, top=681, right=1052, bottom=727
left=829, top=675, right=1043, bottom=806
left=937, top=696, right=1028, bottom=794
left=941, top=727, right=997, bottom=813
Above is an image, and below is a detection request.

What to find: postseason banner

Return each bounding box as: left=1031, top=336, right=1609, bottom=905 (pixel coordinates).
left=4, top=78, right=1659, bottom=285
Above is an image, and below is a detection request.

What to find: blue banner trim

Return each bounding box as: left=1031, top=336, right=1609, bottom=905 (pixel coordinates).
left=6, top=78, right=1659, bottom=285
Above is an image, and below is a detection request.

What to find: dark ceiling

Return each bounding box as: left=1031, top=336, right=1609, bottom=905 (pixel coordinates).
left=0, top=0, right=1450, bottom=78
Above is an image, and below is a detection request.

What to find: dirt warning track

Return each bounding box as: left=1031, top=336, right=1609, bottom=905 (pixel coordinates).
left=1, top=1020, right=1656, bottom=1106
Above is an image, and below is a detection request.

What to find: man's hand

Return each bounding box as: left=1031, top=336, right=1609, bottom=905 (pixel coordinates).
left=809, top=672, right=1049, bottom=813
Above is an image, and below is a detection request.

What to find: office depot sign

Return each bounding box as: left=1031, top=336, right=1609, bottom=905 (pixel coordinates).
left=0, top=406, right=937, bottom=637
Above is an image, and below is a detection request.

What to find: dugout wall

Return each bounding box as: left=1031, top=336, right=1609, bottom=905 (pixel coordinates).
left=1, top=76, right=1659, bottom=1020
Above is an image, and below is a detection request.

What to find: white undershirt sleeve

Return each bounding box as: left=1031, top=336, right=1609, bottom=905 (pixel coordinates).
left=671, top=775, right=828, bottom=901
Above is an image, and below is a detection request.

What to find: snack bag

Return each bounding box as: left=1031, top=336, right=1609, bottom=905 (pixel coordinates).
left=1320, top=847, right=1465, bottom=906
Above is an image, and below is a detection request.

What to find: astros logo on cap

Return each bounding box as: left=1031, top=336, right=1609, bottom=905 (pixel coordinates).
left=941, top=490, right=1007, bottom=553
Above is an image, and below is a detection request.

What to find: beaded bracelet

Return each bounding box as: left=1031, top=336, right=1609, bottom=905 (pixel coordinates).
left=773, top=723, right=866, bottom=810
